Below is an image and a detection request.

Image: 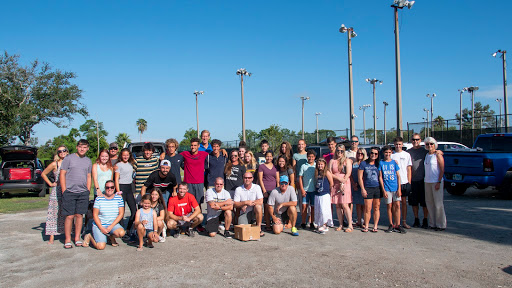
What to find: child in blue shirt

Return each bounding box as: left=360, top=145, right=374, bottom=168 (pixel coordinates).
left=379, top=146, right=405, bottom=234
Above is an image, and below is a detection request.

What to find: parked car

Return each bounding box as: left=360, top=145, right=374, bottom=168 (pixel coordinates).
left=127, top=142, right=166, bottom=159
left=306, top=145, right=330, bottom=160
left=0, top=146, right=47, bottom=197
left=403, top=141, right=469, bottom=151
left=443, top=133, right=512, bottom=197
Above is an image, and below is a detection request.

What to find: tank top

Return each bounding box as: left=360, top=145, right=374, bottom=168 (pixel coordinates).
left=316, top=175, right=331, bottom=196
left=424, top=153, right=440, bottom=184
left=96, top=164, right=113, bottom=193
left=139, top=208, right=154, bottom=230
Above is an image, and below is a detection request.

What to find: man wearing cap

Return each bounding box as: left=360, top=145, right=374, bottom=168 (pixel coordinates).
left=108, top=143, right=119, bottom=166
left=267, top=175, right=299, bottom=236
left=140, top=160, right=177, bottom=205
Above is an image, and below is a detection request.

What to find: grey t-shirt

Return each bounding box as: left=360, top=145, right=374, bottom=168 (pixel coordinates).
left=268, top=186, right=297, bottom=215
left=115, top=162, right=134, bottom=184
left=407, top=147, right=428, bottom=182
left=205, top=188, right=231, bottom=221
left=60, top=153, right=92, bottom=194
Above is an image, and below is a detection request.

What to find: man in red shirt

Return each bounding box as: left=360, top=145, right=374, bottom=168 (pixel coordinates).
left=180, top=137, right=209, bottom=205
left=167, top=183, right=203, bottom=237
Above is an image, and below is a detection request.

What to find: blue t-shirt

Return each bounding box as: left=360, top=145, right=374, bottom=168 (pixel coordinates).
left=299, top=162, right=316, bottom=192
left=198, top=143, right=213, bottom=153
left=358, top=161, right=379, bottom=188
left=379, top=160, right=400, bottom=192
left=93, top=195, right=124, bottom=227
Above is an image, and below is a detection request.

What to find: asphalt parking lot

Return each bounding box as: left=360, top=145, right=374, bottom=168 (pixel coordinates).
left=0, top=187, right=511, bottom=287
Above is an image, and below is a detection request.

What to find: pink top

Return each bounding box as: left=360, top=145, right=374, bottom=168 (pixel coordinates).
left=180, top=151, right=208, bottom=184
left=329, top=158, right=352, bottom=204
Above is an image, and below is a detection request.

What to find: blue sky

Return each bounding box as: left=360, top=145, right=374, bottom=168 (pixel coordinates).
left=2, top=0, right=511, bottom=144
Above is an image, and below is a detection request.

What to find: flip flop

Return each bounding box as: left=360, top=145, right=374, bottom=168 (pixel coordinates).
left=75, top=241, right=83, bottom=247
left=371, top=228, right=378, bottom=233
left=260, top=231, right=265, bottom=237
left=345, top=228, right=353, bottom=233
left=335, top=226, right=343, bottom=231
left=361, top=228, right=368, bottom=233
left=137, top=247, right=143, bottom=251
left=64, top=242, right=73, bottom=249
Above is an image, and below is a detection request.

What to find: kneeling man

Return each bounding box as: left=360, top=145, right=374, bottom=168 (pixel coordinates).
left=206, top=177, right=233, bottom=238
left=234, top=172, right=264, bottom=237
left=268, top=175, right=299, bottom=236
left=167, top=183, right=204, bottom=237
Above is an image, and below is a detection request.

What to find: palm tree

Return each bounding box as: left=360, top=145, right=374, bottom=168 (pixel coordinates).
left=136, top=119, right=147, bottom=141
left=115, top=133, right=131, bottom=148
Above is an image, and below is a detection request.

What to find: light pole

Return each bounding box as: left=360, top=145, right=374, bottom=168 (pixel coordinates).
left=423, top=108, right=430, bottom=137
left=496, top=98, right=503, bottom=129
left=360, top=104, right=371, bottom=144
left=463, top=86, right=479, bottom=143
left=339, top=24, right=357, bottom=137
left=475, top=110, right=484, bottom=134
left=366, top=78, right=383, bottom=144
left=301, top=96, right=310, bottom=139
left=236, top=68, right=251, bottom=142
left=391, top=0, right=415, bottom=137
left=458, top=89, right=464, bottom=141
left=493, top=50, right=508, bottom=131
left=426, top=93, right=436, bottom=136
left=383, top=101, right=389, bottom=144
left=315, top=112, right=322, bottom=144
left=193, top=91, right=204, bottom=138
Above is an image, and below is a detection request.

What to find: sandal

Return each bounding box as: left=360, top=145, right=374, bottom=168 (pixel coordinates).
left=361, top=228, right=368, bottom=233
left=371, top=228, right=378, bottom=233
left=137, top=247, right=143, bottom=252
left=335, top=226, right=343, bottom=231
left=75, top=241, right=83, bottom=247
left=345, top=227, right=353, bottom=233
left=260, top=231, right=265, bottom=237
left=64, top=242, right=73, bottom=249
left=83, top=234, right=92, bottom=247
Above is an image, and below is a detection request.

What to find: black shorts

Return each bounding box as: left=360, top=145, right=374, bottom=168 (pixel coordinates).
left=275, top=208, right=290, bottom=224
left=62, top=191, right=89, bottom=216
left=409, top=180, right=426, bottom=207
left=364, top=186, right=381, bottom=199
left=206, top=213, right=226, bottom=234
left=401, top=183, right=412, bottom=198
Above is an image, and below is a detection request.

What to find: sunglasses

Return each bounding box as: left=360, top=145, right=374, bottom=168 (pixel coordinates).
left=336, top=150, right=344, bottom=153
left=57, top=149, right=68, bottom=153
left=370, top=152, right=379, bottom=155
left=350, top=141, right=358, bottom=143
left=412, top=138, right=421, bottom=141
left=231, top=155, right=239, bottom=158
left=244, top=177, right=253, bottom=179
left=105, top=186, right=115, bottom=189
left=425, top=143, right=434, bottom=146
left=109, top=147, right=118, bottom=150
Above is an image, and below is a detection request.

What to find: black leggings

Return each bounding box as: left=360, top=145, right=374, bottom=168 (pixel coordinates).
left=120, top=184, right=136, bottom=231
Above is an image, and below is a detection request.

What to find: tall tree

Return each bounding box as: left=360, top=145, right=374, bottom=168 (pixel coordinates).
left=136, top=118, right=147, bottom=141
left=455, top=102, right=496, bottom=129
left=79, top=119, right=109, bottom=159
left=115, top=133, right=131, bottom=148
left=238, top=129, right=259, bottom=150
left=0, top=52, right=88, bottom=145
left=180, top=128, right=198, bottom=147
left=259, top=124, right=284, bottom=153
left=37, top=128, right=80, bottom=160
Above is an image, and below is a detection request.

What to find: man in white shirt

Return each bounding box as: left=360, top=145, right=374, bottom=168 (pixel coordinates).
left=205, top=177, right=233, bottom=238
left=234, top=172, right=264, bottom=237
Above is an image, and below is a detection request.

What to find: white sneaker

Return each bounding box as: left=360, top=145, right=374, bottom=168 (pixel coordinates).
left=159, top=236, right=166, bottom=243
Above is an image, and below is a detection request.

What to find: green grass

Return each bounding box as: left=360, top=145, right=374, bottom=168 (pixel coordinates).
left=0, top=194, right=49, bottom=213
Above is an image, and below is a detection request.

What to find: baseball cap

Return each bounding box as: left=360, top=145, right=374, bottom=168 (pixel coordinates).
left=109, top=142, right=118, bottom=149
left=279, top=175, right=289, bottom=184
left=160, top=160, right=171, bottom=167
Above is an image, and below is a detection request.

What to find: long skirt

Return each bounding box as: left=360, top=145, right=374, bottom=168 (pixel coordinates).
left=45, top=186, right=65, bottom=235
left=314, top=193, right=333, bottom=227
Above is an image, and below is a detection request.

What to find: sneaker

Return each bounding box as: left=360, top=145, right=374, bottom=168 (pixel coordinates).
left=158, top=236, right=166, bottom=243
left=421, top=218, right=429, bottom=229
left=301, top=223, right=307, bottom=229
left=385, top=225, right=394, bottom=233
left=291, top=227, right=299, bottom=236
left=412, top=218, right=420, bottom=228
left=396, top=226, right=407, bottom=234
left=223, top=230, right=232, bottom=238
left=172, top=229, right=180, bottom=238
left=310, top=223, right=315, bottom=230
left=187, top=227, right=196, bottom=237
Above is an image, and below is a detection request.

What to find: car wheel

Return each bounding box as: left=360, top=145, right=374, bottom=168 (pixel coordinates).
left=498, top=171, right=512, bottom=200
left=446, top=183, right=468, bottom=196
left=38, top=187, right=47, bottom=197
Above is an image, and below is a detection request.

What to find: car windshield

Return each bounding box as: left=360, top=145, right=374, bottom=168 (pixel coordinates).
left=474, top=136, right=512, bottom=152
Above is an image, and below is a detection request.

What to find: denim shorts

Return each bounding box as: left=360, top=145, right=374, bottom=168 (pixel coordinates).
left=92, top=223, right=124, bottom=243
left=302, top=192, right=315, bottom=206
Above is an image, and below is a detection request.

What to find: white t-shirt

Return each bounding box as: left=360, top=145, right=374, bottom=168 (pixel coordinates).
left=391, top=151, right=412, bottom=185
left=234, top=183, right=264, bottom=214
left=205, top=188, right=232, bottom=221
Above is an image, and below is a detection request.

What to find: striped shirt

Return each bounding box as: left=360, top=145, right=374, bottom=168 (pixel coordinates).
left=134, top=156, right=159, bottom=193
left=93, top=195, right=124, bottom=226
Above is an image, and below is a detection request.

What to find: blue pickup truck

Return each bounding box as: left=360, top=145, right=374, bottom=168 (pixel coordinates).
left=443, top=133, right=512, bottom=197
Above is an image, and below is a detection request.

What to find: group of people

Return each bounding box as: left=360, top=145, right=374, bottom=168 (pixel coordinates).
left=42, top=129, right=447, bottom=251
